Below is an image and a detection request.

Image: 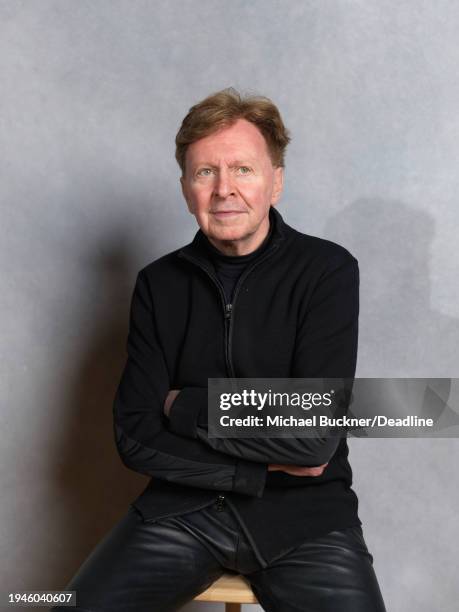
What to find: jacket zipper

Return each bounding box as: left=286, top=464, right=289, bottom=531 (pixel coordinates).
left=180, top=244, right=279, bottom=378
left=179, top=241, right=280, bottom=508
left=225, top=246, right=279, bottom=376
left=224, top=303, right=233, bottom=376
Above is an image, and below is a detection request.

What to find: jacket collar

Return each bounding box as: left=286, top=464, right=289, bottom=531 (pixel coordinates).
left=178, top=206, right=289, bottom=265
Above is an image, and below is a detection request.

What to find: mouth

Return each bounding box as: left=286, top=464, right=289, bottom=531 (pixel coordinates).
left=211, top=210, right=246, bottom=219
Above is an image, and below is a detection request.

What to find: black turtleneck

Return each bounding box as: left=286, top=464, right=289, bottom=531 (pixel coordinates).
left=203, top=216, right=275, bottom=303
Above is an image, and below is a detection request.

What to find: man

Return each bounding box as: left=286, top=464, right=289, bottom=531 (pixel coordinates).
left=53, top=88, right=386, bottom=611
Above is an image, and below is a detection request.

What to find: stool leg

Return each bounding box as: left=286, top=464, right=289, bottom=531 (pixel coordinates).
left=225, top=604, right=241, bottom=612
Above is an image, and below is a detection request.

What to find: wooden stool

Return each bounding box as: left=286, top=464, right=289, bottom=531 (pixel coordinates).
left=194, top=573, right=258, bottom=611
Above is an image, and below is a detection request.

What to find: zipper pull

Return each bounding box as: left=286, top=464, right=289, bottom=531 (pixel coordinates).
left=225, top=303, right=232, bottom=319
left=215, top=494, right=226, bottom=511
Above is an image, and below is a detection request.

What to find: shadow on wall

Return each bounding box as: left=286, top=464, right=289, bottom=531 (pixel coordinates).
left=42, top=213, right=157, bottom=594
left=324, top=198, right=459, bottom=378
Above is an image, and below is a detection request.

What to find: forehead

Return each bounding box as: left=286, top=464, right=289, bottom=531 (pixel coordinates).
left=186, top=118, right=270, bottom=166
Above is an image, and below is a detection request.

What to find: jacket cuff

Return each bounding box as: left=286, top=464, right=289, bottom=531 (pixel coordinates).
left=233, top=460, right=267, bottom=498
left=168, top=387, right=208, bottom=439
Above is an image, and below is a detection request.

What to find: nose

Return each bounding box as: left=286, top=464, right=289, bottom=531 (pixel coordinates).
left=213, top=168, right=235, bottom=199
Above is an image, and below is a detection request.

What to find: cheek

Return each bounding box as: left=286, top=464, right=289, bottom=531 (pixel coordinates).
left=242, top=182, right=272, bottom=206
left=189, top=185, right=212, bottom=211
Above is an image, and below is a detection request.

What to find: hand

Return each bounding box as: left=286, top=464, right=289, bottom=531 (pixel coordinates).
left=267, top=463, right=328, bottom=477
left=163, top=389, right=180, bottom=417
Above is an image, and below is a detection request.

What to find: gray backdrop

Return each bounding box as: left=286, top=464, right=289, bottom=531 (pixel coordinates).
left=1, top=1, right=458, bottom=611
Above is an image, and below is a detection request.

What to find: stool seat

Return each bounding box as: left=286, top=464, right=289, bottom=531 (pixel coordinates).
left=194, top=573, right=258, bottom=606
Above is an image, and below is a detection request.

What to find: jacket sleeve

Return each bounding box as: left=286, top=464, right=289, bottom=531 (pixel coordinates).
left=113, top=269, right=267, bottom=498
left=167, top=255, right=359, bottom=466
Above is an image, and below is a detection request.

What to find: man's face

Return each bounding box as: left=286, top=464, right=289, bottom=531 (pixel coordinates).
left=180, top=118, right=284, bottom=255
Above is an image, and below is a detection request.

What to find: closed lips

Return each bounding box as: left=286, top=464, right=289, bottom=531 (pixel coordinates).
left=211, top=209, right=246, bottom=214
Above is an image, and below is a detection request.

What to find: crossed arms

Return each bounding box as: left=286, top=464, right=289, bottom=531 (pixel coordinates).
left=113, top=255, right=359, bottom=498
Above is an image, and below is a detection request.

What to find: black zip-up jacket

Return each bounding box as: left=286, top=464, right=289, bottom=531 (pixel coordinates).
left=113, top=206, right=361, bottom=566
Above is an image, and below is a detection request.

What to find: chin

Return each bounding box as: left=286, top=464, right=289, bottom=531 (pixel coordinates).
left=205, top=221, right=247, bottom=241
left=209, top=228, right=247, bottom=243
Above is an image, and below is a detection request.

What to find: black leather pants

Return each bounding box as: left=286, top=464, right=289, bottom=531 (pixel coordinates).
left=51, top=501, right=386, bottom=612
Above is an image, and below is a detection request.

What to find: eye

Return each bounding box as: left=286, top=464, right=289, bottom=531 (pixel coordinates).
left=238, top=166, right=252, bottom=174
left=197, top=168, right=213, bottom=177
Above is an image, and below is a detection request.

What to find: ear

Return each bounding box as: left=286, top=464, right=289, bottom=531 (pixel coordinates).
left=180, top=175, right=194, bottom=214
left=270, top=166, right=284, bottom=206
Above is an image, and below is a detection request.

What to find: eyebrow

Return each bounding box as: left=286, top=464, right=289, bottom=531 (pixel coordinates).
left=194, top=159, right=257, bottom=169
